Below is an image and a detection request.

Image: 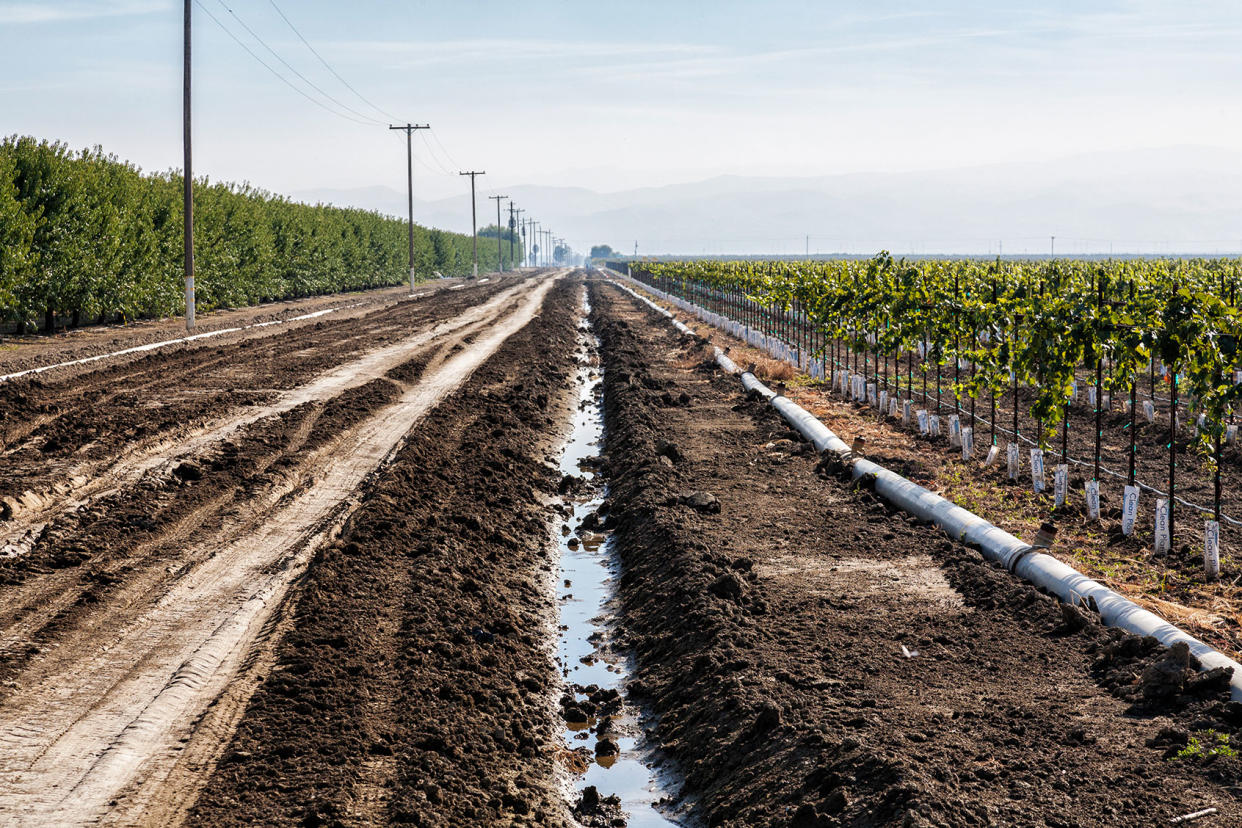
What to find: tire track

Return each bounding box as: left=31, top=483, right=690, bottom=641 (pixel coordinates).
left=0, top=273, right=561, bottom=826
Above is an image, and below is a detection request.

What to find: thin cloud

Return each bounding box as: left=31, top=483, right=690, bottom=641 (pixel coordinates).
left=328, top=38, right=721, bottom=68
left=0, top=0, right=167, bottom=25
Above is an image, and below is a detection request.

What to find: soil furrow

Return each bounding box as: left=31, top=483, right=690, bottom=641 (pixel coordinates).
left=189, top=277, right=582, bottom=827
left=0, top=274, right=559, bottom=825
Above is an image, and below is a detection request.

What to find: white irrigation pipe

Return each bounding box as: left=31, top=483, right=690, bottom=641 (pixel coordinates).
left=608, top=272, right=1242, bottom=700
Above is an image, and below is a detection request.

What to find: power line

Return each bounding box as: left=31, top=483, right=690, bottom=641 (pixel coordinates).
left=194, top=0, right=375, bottom=125
left=212, top=0, right=385, bottom=125
left=416, top=130, right=456, bottom=176
left=265, top=0, right=405, bottom=123
left=430, top=128, right=463, bottom=171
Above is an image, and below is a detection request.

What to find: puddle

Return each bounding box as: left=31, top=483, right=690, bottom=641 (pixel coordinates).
left=552, top=289, right=683, bottom=827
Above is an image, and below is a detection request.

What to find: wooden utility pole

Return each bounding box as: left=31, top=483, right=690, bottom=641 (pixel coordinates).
left=459, top=171, right=485, bottom=278
left=183, top=0, right=195, bottom=330
left=389, top=123, right=430, bottom=290
left=488, top=194, right=507, bottom=272
left=509, top=202, right=521, bottom=269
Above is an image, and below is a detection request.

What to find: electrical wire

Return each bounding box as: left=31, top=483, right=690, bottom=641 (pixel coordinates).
left=417, top=130, right=457, bottom=176
left=194, top=0, right=376, bottom=126
left=429, top=128, right=463, bottom=171
left=265, top=0, right=407, bottom=123
left=212, top=0, right=386, bottom=125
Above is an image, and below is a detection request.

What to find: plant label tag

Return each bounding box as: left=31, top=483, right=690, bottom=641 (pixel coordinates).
left=1087, top=386, right=1097, bottom=407
left=903, top=400, right=913, bottom=425
left=1143, top=400, right=1155, bottom=423
left=1070, top=381, right=1077, bottom=401
left=1007, top=442, right=1020, bottom=480
left=867, top=383, right=878, bottom=407
left=961, top=426, right=974, bottom=460
left=1205, top=520, right=1221, bottom=579
left=1154, top=498, right=1171, bottom=554
left=917, top=410, right=929, bottom=434
left=984, top=444, right=1000, bottom=467
left=1054, top=464, right=1068, bottom=508
left=929, top=414, right=941, bottom=437
left=1102, top=393, right=1111, bottom=411
left=1228, top=424, right=1238, bottom=445
left=1235, top=369, right=1242, bottom=385
left=1030, top=448, right=1045, bottom=492
left=879, top=390, right=888, bottom=413
left=948, top=415, right=961, bottom=447
left=1085, top=479, right=1101, bottom=520
left=1121, top=485, right=1139, bottom=535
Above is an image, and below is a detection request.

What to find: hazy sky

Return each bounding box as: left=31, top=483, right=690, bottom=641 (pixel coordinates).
left=4, top=1, right=1242, bottom=219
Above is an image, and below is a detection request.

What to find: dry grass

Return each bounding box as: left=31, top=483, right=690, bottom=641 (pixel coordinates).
left=632, top=284, right=1242, bottom=660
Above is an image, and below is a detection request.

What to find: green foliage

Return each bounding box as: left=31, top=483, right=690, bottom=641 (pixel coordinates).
left=0, top=135, right=521, bottom=328
left=633, top=255, right=1242, bottom=465
left=1172, top=730, right=1236, bottom=760
left=590, top=244, right=616, bottom=259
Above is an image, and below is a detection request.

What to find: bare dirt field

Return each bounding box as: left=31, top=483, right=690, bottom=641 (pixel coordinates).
left=1, top=270, right=1240, bottom=826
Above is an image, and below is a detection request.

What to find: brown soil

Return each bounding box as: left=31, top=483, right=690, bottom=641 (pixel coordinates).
left=187, top=278, right=581, bottom=827
left=0, top=279, right=467, bottom=377
left=589, top=277, right=1242, bottom=827
left=0, top=277, right=512, bottom=505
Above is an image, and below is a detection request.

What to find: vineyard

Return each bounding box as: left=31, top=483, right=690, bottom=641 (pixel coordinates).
left=0, top=136, right=517, bottom=332
left=624, top=256, right=1242, bottom=572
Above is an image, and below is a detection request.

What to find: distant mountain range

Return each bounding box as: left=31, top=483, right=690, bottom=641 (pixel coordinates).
left=293, top=147, right=1242, bottom=256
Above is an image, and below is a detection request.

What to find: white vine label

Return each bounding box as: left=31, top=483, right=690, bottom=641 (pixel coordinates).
left=961, top=426, right=974, bottom=460
left=929, top=414, right=941, bottom=437
left=1154, top=498, right=1171, bottom=554
left=1205, top=520, right=1221, bottom=580
left=948, top=415, right=962, bottom=447
left=984, top=444, right=1000, bottom=467
left=1054, top=464, right=1068, bottom=508
left=1085, top=479, right=1101, bottom=520
left=917, top=409, right=929, bottom=434
left=888, top=397, right=899, bottom=417
left=1007, top=442, right=1020, bottom=479
left=867, top=382, right=878, bottom=407
left=1121, top=485, right=1139, bottom=536
left=1087, top=386, right=1097, bottom=407
left=1228, top=424, right=1238, bottom=445
left=902, top=400, right=913, bottom=425
left=1030, top=448, right=1045, bottom=493
left=1143, top=400, right=1155, bottom=423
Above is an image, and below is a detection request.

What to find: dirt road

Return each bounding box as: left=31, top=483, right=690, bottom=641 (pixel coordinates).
left=0, top=272, right=566, bottom=825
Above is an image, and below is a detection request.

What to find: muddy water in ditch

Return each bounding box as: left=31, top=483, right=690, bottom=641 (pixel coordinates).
left=554, top=293, right=682, bottom=827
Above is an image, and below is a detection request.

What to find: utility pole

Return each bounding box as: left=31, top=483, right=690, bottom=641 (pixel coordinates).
left=389, top=123, right=430, bottom=291
left=459, top=171, right=485, bottom=278
left=532, top=221, right=541, bottom=267
left=183, top=0, right=194, bottom=330
left=488, top=195, right=507, bottom=272
left=1050, top=235, right=1055, bottom=258
left=511, top=206, right=524, bottom=269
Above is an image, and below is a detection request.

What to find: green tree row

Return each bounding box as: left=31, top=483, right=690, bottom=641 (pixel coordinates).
left=0, top=136, right=520, bottom=332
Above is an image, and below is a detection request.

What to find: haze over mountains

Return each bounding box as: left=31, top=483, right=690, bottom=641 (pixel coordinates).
left=294, top=147, right=1242, bottom=257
